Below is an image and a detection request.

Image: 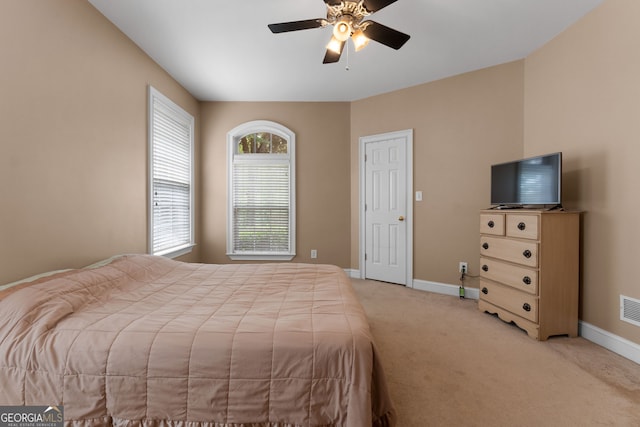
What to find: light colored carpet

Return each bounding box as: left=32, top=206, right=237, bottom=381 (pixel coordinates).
left=351, top=279, right=640, bottom=426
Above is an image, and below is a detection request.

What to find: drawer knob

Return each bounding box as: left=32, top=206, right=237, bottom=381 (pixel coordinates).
left=523, top=303, right=531, bottom=312
left=482, top=287, right=488, bottom=295
left=482, top=264, right=489, bottom=272
left=518, top=222, right=526, bottom=231
left=488, top=220, right=495, bottom=228
left=523, top=276, right=532, bottom=285
left=523, top=249, right=532, bottom=259
left=482, top=242, right=489, bottom=250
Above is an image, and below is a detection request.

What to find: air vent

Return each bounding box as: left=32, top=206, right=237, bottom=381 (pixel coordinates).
left=620, top=295, right=640, bottom=327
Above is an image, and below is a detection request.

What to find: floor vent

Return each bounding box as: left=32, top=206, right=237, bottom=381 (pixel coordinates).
left=620, top=295, right=640, bottom=327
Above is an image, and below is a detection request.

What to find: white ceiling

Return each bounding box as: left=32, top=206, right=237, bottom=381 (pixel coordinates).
left=87, top=0, right=603, bottom=102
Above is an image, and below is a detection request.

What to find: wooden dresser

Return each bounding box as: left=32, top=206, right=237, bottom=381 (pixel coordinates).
left=478, top=209, right=580, bottom=340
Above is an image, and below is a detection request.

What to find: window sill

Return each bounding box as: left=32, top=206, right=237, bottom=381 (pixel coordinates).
left=155, top=243, right=195, bottom=259
left=227, top=253, right=295, bottom=261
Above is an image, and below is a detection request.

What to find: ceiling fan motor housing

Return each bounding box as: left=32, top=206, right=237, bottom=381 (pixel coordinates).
left=327, top=1, right=371, bottom=30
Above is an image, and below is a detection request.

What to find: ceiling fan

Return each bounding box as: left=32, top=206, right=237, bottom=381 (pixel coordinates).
left=268, top=0, right=410, bottom=64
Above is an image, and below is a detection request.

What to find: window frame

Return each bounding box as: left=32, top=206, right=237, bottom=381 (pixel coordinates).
left=226, top=120, right=296, bottom=261
left=148, top=86, right=195, bottom=258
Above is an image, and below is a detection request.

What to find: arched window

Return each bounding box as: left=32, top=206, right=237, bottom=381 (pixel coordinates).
left=227, top=121, right=295, bottom=260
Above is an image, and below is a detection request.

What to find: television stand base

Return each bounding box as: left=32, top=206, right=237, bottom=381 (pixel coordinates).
left=546, top=204, right=564, bottom=211
left=488, top=204, right=564, bottom=211
left=489, top=205, right=523, bottom=210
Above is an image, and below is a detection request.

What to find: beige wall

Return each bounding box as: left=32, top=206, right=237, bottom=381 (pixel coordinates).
left=350, top=61, right=525, bottom=286
left=199, top=102, right=351, bottom=267
left=3, top=0, right=638, bottom=347
left=524, top=0, right=640, bottom=343
left=0, top=0, right=200, bottom=284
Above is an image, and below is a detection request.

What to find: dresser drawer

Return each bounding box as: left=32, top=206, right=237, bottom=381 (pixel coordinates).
left=506, top=214, right=539, bottom=240
left=480, top=257, right=538, bottom=295
left=480, top=280, right=538, bottom=323
left=480, top=236, right=538, bottom=267
left=480, top=214, right=505, bottom=236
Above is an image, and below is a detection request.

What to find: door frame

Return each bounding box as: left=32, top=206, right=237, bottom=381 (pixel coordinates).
left=359, top=129, right=414, bottom=287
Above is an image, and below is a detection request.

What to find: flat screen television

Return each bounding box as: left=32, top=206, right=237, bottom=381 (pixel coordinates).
left=491, top=152, right=562, bottom=208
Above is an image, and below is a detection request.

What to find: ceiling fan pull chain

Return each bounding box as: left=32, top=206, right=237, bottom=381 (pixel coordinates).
left=346, top=40, right=350, bottom=71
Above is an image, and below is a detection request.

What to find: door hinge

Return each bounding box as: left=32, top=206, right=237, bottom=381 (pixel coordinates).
left=365, top=154, right=368, bottom=162
left=365, top=253, right=368, bottom=261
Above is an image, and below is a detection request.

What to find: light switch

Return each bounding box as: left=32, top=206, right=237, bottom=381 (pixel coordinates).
left=416, top=191, right=423, bottom=202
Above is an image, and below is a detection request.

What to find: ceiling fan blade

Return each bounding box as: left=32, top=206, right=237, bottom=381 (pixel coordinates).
left=323, top=0, right=342, bottom=5
left=268, top=19, right=325, bottom=33
left=323, top=41, right=345, bottom=64
left=362, top=0, right=398, bottom=13
left=362, top=21, right=410, bottom=50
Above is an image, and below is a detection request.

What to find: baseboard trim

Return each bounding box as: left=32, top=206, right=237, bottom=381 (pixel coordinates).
left=579, top=321, right=640, bottom=365
left=412, top=278, right=480, bottom=300
left=346, top=269, right=360, bottom=278
left=349, top=272, right=479, bottom=299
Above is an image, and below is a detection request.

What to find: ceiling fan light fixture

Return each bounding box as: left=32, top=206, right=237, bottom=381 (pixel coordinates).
left=326, top=36, right=343, bottom=54
left=333, top=18, right=352, bottom=42
left=352, top=28, right=370, bottom=51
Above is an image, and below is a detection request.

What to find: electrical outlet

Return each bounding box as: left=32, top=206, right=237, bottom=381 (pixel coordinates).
left=311, top=249, right=318, bottom=259
left=459, top=262, right=468, bottom=274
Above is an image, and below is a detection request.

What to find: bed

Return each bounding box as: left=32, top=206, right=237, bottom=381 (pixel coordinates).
left=0, top=254, right=395, bottom=427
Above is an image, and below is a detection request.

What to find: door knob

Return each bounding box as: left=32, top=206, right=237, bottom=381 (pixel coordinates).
left=398, top=216, right=405, bottom=221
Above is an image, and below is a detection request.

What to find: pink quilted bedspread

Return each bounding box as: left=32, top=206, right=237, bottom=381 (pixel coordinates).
left=0, top=255, right=395, bottom=426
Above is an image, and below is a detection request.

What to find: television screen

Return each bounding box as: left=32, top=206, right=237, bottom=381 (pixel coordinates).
left=491, top=152, right=562, bottom=207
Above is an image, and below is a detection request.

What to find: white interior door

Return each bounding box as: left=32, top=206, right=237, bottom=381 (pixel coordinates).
left=361, top=130, right=412, bottom=285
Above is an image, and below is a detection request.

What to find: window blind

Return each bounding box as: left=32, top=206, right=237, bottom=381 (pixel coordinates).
left=232, top=161, right=290, bottom=253
left=150, top=89, right=194, bottom=256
